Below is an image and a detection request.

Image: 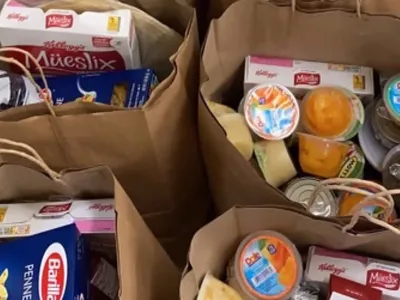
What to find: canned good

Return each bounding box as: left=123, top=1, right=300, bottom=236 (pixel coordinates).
left=383, top=74, right=400, bottom=124
left=284, top=177, right=337, bottom=217
left=382, top=145, right=400, bottom=208
left=337, top=141, right=365, bottom=179
left=371, top=100, right=400, bottom=149
left=244, top=83, right=299, bottom=140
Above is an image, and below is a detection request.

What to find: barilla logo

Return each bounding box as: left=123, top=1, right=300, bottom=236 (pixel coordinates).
left=255, top=70, right=277, bottom=79
left=89, top=203, right=113, bottom=212
left=367, top=270, right=400, bottom=290
left=245, top=252, right=261, bottom=267
left=318, top=263, right=347, bottom=275
left=39, top=243, right=68, bottom=300
left=45, top=14, right=73, bottom=29
left=294, top=72, right=321, bottom=86
left=6, top=12, right=28, bottom=22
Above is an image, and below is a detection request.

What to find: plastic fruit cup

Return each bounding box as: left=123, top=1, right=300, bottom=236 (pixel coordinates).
left=298, top=133, right=350, bottom=178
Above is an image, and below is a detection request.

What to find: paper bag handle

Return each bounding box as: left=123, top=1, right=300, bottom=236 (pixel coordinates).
left=0, top=47, right=55, bottom=117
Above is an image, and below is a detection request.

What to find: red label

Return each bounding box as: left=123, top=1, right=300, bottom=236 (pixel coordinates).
left=89, top=203, right=113, bottom=212
left=318, top=263, right=347, bottom=275
left=294, top=72, right=321, bottom=86
left=329, top=275, right=382, bottom=300
left=92, top=37, right=113, bottom=48
left=255, top=70, right=277, bottom=78
left=6, top=12, right=28, bottom=22
left=6, top=44, right=126, bottom=74
left=245, top=252, right=261, bottom=266
left=367, top=269, right=400, bottom=290
left=40, top=252, right=65, bottom=300
left=45, top=14, right=73, bottom=29
left=39, top=203, right=72, bottom=214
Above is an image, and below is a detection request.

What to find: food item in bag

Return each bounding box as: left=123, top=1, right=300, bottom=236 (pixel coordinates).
left=298, top=133, right=350, bottom=178
left=0, top=0, right=140, bottom=74
left=206, top=100, right=237, bottom=117
left=232, top=231, right=302, bottom=300
left=244, top=83, right=300, bottom=140
left=302, top=87, right=364, bottom=141
left=328, top=275, right=382, bottom=300
left=0, top=70, right=41, bottom=109
left=254, top=140, right=297, bottom=188
left=290, top=282, right=320, bottom=300
left=284, top=177, right=337, bottom=217
left=217, top=113, right=253, bottom=160
left=383, top=74, right=400, bottom=124
left=36, top=69, right=158, bottom=108
left=91, top=255, right=119, bottom=300
left=197, top=273, right=243, bottom=300
left=337, top=142, right=365, bottom=179
left=244, top=56, right=374, bottom=103
left=371, top=100, right=400, bottom=150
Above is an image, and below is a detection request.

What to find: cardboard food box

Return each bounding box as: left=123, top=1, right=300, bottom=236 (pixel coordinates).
left=0, top=0, right=140, bottom=74
left=244, top=56, right=374, bottom=103
left=0, top=198, right=114, bottom=299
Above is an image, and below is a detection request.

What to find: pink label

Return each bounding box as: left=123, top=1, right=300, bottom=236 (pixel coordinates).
left=75, top=220, right=115, bottom=234
left=250, top=56, right=293, bottom=67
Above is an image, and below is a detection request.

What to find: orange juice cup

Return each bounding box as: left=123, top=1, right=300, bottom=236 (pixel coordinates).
left=298, top=133, right=350, bottom=178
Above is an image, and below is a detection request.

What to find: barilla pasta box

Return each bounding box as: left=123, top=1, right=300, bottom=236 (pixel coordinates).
left=0, top=198, right=114, bottom=300
left=305, top=246, right=400, bottom=299
left=244, top=56, right=374, bottom=103
left=0, top=0, right=140, bottom=74
left=36, top=69, right=158, bottom=108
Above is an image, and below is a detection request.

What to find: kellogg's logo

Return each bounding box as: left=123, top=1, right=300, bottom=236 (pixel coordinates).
left=45, top=14, right=73, bottom=29
left=39, top=243, right=68, bottom=300
left=89, top=203, right=113, bottom=212
left=6, top=12, right=28, bottom=22
left=318, top=263, right=347, bottom=275
left=367, top=270, right=400, bottom=290
left=255, top=70, right=277, bottom=79
left=294, top=72, right=321, bottom=86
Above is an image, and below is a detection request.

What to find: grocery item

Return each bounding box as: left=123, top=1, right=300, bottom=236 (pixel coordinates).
left=232, top=231, right=302, bottom=300
left=383, top=74, right=400, bottom=124
left=254, top=140, right=297, bottom=188
left=36, top=69, right=158, bottom=107
left=197, top=273, right=243, bottom=300
left=382, top=145, right=400, bottom=206
left=0, top=0, right=140, bottom=74
left=298, top=133, right=350, bottom=178
left=244, top=56, right=374, bottom=102
left=328, top=275, right=382, bottom=300
left=244, top=83, right=299, bottom=140
left=337, top=142, right=365, bottom=179
left=371, top=100, right=400, bottom=149
left=305, top=246, right=400, bottom=299
left=291, top=282, right=320, bottom=300
left=0, top=198, right=114, bottom=299
left=91, top=255, right=119, bottom=300
left=217, top=113, right=253, bottom=160
left=284, top=177, right=337, bottom=217
left=301, top=87, right=364, bottom=141
left=206, top=100, right=237, bottom=117
left=0, top=70, right=41, bottom=109
left=359, top=103, right=388, bottom=171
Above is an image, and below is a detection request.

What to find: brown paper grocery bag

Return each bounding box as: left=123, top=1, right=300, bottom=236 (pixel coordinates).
left=180, top=205, right=400, bottom=299
left=199, top=0, right=400, bottom=214
left=0, top=145, right=180, bottom=300
left=0, top=0, right=210, bottom=266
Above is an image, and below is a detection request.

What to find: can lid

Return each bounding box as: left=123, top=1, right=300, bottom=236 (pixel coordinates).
left=284, top=177, right=337, bottom=217
left=244, top=83, right=299, bottom=140
left=373, top=100, right=400, bottom=147
left=234, top=231, right=303, bottom=300
left=337, top=142, right=365, bottom=179
left=383, top=74, right=400, bottom=123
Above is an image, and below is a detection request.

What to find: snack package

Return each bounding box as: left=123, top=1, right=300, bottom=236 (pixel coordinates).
left=0, top=0, right=140, bottom=74
left=244, top=56, right=374, bottom=103
left=36, top=68, right=158, bottom=107
left=328, top=275, right=382, bottom=300
left=0, top=198, right=114, bottom=299
left=305, top=246, right=400, bottom=299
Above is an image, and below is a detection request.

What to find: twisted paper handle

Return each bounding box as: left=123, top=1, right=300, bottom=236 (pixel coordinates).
left=0, top=47, right=55, bottom=116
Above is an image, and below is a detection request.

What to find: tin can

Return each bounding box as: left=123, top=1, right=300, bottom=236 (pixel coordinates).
left=371, top=100, right=400, bottom=149
left=382, top=145, right=400, bottom=205
left=244, top=83, right=300, bottom=140
left=284, top=177, right=337, bottom=217
left=337, top=141, right=365, bottom=179
left=383, top=74, right=400, bottom=124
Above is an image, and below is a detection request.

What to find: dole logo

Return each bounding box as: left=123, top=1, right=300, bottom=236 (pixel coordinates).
left=294, top=72, right=321, bottom=86
left=245, top=252, right=261, bottom=267
left=45, top=14, right=73, bottom=29
left=367, top=269, right=400, bottom=290
left=39, top=243, right=68, bottom=300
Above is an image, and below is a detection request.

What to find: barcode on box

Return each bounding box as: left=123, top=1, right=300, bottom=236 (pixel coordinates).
left=251, top=265, right=275, bottom=286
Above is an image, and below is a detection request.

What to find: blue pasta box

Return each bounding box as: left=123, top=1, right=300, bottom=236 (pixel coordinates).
left=0, top=199, right=114, bottom=300
left=36, top=69, right=158, bottom=108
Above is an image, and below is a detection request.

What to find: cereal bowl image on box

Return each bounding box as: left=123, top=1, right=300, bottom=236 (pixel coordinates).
left=244, top=83, right=300, bottom=140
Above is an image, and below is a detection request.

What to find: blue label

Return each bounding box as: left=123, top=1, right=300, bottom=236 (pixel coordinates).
left=386, top=79, right=400, bottom=117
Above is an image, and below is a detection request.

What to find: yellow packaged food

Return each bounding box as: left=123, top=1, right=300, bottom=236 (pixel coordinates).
left=197, top=273, right=243, bottom=300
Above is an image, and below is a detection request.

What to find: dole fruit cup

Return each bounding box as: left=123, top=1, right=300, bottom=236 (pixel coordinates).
left=298, top=133, right=350, bottom=178
left=301, top=87, right=364, bottom=141
left=244, top=84, right=300, bottom=140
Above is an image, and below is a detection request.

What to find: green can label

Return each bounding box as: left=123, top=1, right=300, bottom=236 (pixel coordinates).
left=338, top=142, right=365, bottom=178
